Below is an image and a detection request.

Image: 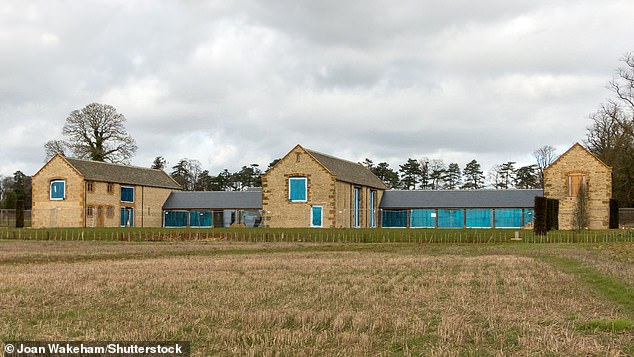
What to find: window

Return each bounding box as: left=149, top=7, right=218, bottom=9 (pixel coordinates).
left=382, top=210, right=408, bottom=228
left=438, top=209, right=464, bottom=228
left=353, top=187, right=361, bottom=228
left=106, top=206, right=114, bottom=218
left=369, top=190, right=377, bottom=228
left=107, top=183, right=114, bottom=194
left=121, top=186, right=134, bottom=203
left=411, top=209, right=436, bottom=228
left=120, top=207, right=134, bottom=227
left=50, top=180, right=65, bottom=200
left=568, top=175, right=586, bottom=197
left=289, top=177, right=307, bottom=202
left=190, top=210, right=212, bottom=227
left=87, top=181, right=94, bottom=192
left=311, top=206, right=323, bottom=227
left=87, top=206, right=94, bottom=217
left=494, top=209, right=523, bottom=228
left=466, top=209, right=492, bottom=228
left=164, top=211, right=188, bottom=227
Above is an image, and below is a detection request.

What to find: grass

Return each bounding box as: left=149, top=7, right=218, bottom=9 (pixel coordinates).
left=0, top=241, right=633, bottom=355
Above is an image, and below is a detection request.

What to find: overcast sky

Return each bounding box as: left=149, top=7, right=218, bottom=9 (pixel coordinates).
left=1, top=0, right=633, bottom=179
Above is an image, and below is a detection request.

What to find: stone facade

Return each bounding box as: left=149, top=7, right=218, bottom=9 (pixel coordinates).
left=262, top=145, right=386, bottom=228
left=32, top=155, right=180, bottom=228
left=543, top=143, right=612, bottom=230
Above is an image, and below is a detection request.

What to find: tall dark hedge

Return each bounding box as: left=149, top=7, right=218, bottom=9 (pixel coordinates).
left=547, top=198, right=559, bottom=231
left=15, top=199, right=24, bottom=228
left=534, top=196, right=548, bottom=235
left=609, top=199, right=619, bottom=229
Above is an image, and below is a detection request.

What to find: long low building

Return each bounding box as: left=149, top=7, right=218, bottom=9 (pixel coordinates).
left=162, top=189, right=263, bottom=228
left=379, top=189, right=542, bottom=228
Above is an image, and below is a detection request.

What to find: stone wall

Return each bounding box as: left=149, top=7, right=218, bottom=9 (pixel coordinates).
left=544, top=143, right=612, bottom=230
left=262, top=146, right=336, bottom=228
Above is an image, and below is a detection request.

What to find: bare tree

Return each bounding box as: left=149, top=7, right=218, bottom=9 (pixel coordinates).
left=44, top=140, right=68, bottom=161
left=533, top=145, right=557, bottom=188
left=61, top=103, right=137, bottom=163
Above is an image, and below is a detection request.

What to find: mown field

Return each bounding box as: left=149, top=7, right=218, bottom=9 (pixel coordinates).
left=1, top=240, right=633, bottom=356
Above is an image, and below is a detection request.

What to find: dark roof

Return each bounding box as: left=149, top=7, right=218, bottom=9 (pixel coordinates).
left=64, top=157, right=181, bottom=190
left=379, top=189, right=543, bottom=209
left=162, top=190, right=263, bottom=210
left=305, top=149, right=387, bottom=189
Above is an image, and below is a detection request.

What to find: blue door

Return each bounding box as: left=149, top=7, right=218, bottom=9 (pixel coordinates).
left=120, top=207, right=134, bottom=227
left=311, top=206, right=323, bottom=227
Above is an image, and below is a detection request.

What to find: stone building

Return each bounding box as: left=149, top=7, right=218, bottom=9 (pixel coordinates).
left=261, top=145, right=387, bottom=228
left=543, top=143, right=612, bottom=230
left=32, top=154, right=181, bottom=228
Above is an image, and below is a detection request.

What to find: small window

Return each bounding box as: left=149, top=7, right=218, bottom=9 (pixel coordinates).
left=107, top=183, right=114, bottom=194
left=121, top=186, right=134, bottom=203
left=289, top=177, right=307, bottom=202
left=87, top=181, right=94, bottom=192
left=106, top=206, right=114, bottom=218
left=50, top=180, right=65, bottom=200
left=87, top=206, right=94, bottom=217
left=568, top=175, right=586, bottom=197
left=311, top=205, right=323, bottom=227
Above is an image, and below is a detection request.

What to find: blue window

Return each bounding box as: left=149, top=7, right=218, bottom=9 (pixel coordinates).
left=190, top=210, right=212, bottom=227
left=466, top=209, right=492, bottom=228
left=438, top=209, right=464, bottom=228
left=121, top=186, right=134, bottom=203
left=50, top=180, right=65, bottom=200
left=411, top=209, right=436, bottom=228
left=369, top=190, right=376, bottom=228
left=382, top=210, right=408, bottom=228
left=120, top=207, right=134, bottom=227
left=289, top=177, right=307, bottom=202
left=164, top=211, right=188, bottom=227
left=494, top=208, right=523, bottom=228
left=311, top=205, right=323, bottom=227
left=353, top=187, right=361, bottom=227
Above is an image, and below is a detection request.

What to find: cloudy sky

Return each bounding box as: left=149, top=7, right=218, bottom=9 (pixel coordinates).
left=1, top=0, right=633, bottom=179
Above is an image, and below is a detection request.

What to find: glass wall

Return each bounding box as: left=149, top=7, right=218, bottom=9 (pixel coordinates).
left=382, top=210, right=408, bottom=228
left=494, top=208, right=523, bottom=228
left=466, top=209, right=492, bottom=228
left=410, top=209, right=436, bottom=228
left=438, top=209, right=464, bottom=228
left=164, top=211, right=188, bottom=227
left=189, top=210, right=212, bottom=227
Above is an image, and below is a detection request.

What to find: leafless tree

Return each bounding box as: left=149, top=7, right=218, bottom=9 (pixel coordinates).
left=533, top=145, right=557, bottom=188
left=572, top=182, right=589, bottom=230
left=43, top=139, right=69, bottom=161
left=60, top=103, right=137, bottom=163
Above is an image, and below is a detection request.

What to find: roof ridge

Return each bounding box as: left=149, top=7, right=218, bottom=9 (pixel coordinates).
left=305, top=148, right=365, bottom=167
left=65, top=156, right=166, bottom=173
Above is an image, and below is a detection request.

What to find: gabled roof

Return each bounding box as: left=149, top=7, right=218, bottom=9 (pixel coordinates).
left=61, top=156, right=182, bottom=190
left=162, top=190, right=262, bottom=210
left=304, top=147, right=388, bottom=190
left=544, top=143, right=611, bottom=172
left=379, top=189, right=543, bottom=209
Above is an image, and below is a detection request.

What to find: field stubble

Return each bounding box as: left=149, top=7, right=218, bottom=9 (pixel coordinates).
left=0, top=241, right=633, bottom=356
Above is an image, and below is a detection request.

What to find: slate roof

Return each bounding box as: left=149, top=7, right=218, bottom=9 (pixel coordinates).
left=162, top=190, right=263, bottom=210
left=379, top=189, right=543, bottom=209
left=305, top=149, right=388, bottom=190
left=64, top=157, right=182, bottom=190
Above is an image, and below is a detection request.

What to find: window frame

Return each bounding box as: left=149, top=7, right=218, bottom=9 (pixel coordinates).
left=86, top=181, right=94, bottom=193
left=50, top=180, right=66, bottom=200
left=568, top=174, right=586, bottom=197
left=288, top=177, right=307, bottom=202
left=311, top=205, right=323, bottom=228
left=107, top=183, right=114, bottom=194
left=120, top=186, right=135, bottom=203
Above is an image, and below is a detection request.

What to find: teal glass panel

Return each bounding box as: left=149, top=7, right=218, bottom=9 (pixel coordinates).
left=120, top=207, right=134, bottom=227
left=369, top=191, right=376, bottom=228
left=164, top=210, right=188, bottom=227
left=311, top=206, right=323, bottom=227
left=353, top=188, right=360, bottom=227
left=289, top=178, right=307, bottom=201
left=121, top=186, right=134, bottom=202
left=411, top=209, right=435, bottom=228
left=495, top=208, right=523, bottom=228
left=190, top=210, right=212, bottom=227
left=50, top=181, right=65, bottom=199
left=382, top=210, right=407, bottom=228
left=466, top=209, right=492, bottom=228
left=438, top=209, right=464, bottom=228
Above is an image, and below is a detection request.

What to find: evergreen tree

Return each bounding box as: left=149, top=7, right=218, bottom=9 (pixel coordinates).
left=419, top=159, right=430, bottom=190
left=399, top=158, right=422, bottom=190
left=444, top=163, right=462, bottom=189
left=515, top=165, right=540, bottom=189
left=151, top=156, right=167, bottom=170
left=461, top=160, right=485, bottom=189
left=372, top=162, right=400, bottom=188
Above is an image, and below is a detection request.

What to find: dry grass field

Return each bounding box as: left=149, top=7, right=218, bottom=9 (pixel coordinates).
left=1, top=241, right=633, bottom=356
